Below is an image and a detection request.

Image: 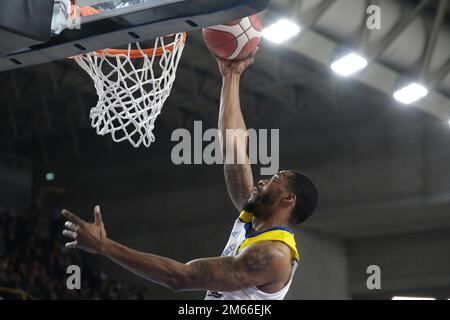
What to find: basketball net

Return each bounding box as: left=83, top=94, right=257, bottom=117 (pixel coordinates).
left=72, top=6, right=186, bottom=148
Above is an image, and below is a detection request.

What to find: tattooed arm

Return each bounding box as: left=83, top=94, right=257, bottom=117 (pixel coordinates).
left=216, top=53, right=257, bottom=212
left=184, top=241, right=292, bottom=291
left=62, top=207, right=291, bottom=291
left=103, top=239, right=291, bottom=292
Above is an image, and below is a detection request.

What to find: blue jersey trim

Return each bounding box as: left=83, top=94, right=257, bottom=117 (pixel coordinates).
left=244, top=225, right=294, bottom=238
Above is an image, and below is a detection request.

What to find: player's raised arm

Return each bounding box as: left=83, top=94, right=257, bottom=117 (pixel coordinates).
left=216, top=51, right=258, bottom=213
left=61, top=207, right=291, bottom=292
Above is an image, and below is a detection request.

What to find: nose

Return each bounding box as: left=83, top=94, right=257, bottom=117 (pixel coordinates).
left=258, top=180, right=266, bottom=187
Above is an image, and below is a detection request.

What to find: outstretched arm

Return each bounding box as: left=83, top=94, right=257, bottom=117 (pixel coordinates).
left=62, top=206, right=290, bottom=291
left=216, top=52, right=258, bottom=212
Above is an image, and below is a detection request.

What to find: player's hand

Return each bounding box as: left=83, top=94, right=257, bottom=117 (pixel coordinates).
left=216, top=47, right=259, bottom=76
left=62, top=205, right=108, bottom=254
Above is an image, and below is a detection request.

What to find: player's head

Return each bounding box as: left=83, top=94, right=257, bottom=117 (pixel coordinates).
left=245, top=170, right=319, bottom=225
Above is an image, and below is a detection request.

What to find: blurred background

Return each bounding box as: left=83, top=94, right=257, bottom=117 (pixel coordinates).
left=1, top=0, right=450, bottom=299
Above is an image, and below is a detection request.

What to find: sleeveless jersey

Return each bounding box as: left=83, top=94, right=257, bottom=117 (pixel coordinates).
left=205, top=210, right=299, bottom=300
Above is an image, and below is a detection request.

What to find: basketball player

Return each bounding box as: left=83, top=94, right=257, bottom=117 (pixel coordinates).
left=62, top=51, right=319, bottom=300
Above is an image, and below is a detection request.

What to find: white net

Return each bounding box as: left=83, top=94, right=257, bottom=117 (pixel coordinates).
left=74, top=33, right=185, bottom=148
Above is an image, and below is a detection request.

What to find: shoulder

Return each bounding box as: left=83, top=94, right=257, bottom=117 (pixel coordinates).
left=235, top=240, right=292, bottom=279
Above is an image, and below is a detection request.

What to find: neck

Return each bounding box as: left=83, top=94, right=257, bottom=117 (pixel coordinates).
left=251, top=210, right=290, bottom=232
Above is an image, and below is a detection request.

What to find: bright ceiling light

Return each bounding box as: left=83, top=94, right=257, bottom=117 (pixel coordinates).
left=262, top=19, right=301, bottom=44
left=331, top=53, right=368, bottom=76
left=393, top=83, right=428, bottom=105
left=392, top=296, right=436, bottom=300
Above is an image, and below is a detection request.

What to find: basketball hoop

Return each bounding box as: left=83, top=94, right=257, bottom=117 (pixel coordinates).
left=73, top=6, right=186, bottom=148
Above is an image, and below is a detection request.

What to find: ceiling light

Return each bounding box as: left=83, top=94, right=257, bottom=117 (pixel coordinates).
left=392, top=296, right=436, bottom=300
left=262, top=19, right=301, bottom=44
left=331, top=53, right=368, bottom=76
left=393, top=83, right=428, bottom=105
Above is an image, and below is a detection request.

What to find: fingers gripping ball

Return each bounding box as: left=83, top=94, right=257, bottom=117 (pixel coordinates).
left=203, top=15, right=262, bottom=60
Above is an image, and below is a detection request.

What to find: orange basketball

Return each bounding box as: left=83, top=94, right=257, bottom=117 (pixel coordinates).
left=202, top=15, right=262, bottom=60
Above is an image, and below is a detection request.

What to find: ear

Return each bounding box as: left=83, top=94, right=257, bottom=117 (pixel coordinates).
left=281, top=193, right=296, bottom=208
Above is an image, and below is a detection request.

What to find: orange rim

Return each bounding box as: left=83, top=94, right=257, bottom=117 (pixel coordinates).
left=94, top=33, right=187, bottom=58
left=72, top=5, right=186, bottom=58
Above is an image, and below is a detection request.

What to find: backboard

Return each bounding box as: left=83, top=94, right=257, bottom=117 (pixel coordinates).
left=0, top=0, right=271, bottom=72
left=75, top=0, right=190, bottom=23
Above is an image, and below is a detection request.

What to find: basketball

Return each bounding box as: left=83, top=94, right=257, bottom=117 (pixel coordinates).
left=202, top=15, right=262, bottom=60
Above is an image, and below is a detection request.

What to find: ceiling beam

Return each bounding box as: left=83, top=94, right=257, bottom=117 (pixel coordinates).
left=419, top=0, right=448, bottom=81
left=301, top=0, right=338, bottom=30
left=431, top=57, right=450, bottom=89
left=286, top=27, right=450, bottom=121
left=369, top=0, right=432, bottom=61
left=359, top=0, right=380, bottom=51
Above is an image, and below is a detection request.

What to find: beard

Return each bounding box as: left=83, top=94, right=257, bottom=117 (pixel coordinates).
left=244, top=187, right=279, bottom=217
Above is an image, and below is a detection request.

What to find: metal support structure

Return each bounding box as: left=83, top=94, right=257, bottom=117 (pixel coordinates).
left=359, top=0, right=380, bottom=52
left=291, top=0, right=303, bottom=20
left=419, top=0, right=448, bottom=81
left=431, top=57, right=450, bottom=89
left=285, top=11, right=450, bottom=120
left=369, top=0, right=431, bottom=61
left=302, top=0, right=338, bottom=30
